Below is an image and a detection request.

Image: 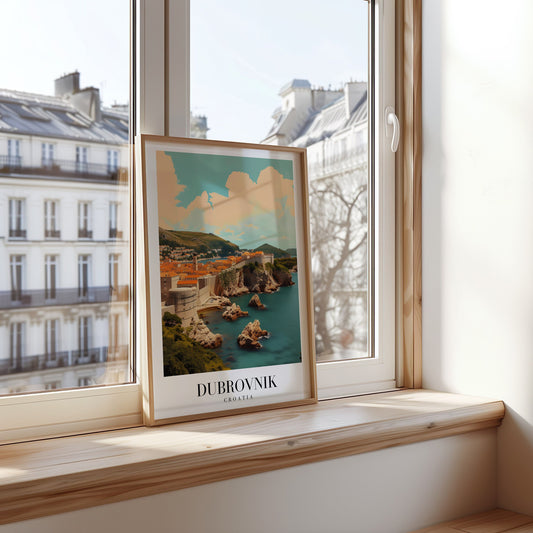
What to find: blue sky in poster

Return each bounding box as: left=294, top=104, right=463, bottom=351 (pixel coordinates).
left=160, top=151, right=297, bottom=251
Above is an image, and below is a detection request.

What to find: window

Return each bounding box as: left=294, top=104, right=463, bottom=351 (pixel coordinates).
left=8, top=198, right=26, bottom=239
left=10, top=255, right=25, bottom=303
left=77, top=316, right=91, bottom=359
left=107, top=149, right=119, bottom=173
left=44, top=200, right=60, bottom=238
left=75, top=146, right=88, bottom=173
left=78, top=254, right=91, bottom=299
left=0, top=0, right=411, bottom=444
left=109, top=202, right=122, bottom=239
left=189, top=0, right=397, bottom=397
left=44, top=318, right=59, bottom=362
left=7, top=139, right=21, bottom=168
left=0, top=0, right=134, bottom=442
left=45, top=255, right=57, bottom=300
left=78, top=202, right=92, bottom=239
left=9, top=322, right=25, bottom=369
left=41, top=143, right=55, bottom=168
left=109, top=313, right=120, bottom=358
left=78, top=376, right=92, bottom=387
left=109, top=253, right=119, bottom=292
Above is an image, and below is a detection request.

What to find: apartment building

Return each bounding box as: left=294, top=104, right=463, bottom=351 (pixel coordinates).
left=0, top=72, right=132, bottom=393
left=263, top=79, right=369, bottom=359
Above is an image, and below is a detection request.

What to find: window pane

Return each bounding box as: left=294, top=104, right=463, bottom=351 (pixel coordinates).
left=0, top=0, right=131, bottom=395
left=191, top=0, right=369, bottom=363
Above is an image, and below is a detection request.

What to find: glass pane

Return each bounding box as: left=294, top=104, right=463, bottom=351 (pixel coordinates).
left=0, top=0, right=131, bottom=395
left=191, top=0, right=368, bottom=363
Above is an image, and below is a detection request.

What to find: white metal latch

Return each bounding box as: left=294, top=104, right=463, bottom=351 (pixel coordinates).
left=385, top=106, right=400, bottom=153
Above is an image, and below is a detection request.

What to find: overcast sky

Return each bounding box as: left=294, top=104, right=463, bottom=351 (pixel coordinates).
left=0, top=0, right=367, bottom=143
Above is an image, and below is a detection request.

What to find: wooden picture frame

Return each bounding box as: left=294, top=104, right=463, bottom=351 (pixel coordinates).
left=137, top=134, right=317, bottom=425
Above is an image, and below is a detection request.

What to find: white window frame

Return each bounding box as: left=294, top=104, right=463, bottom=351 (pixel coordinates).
left=9, top=322, right=25, bottom=369
left=317, top=0, right=396, bottom=399
left=77, top=254, right=92, bottom=298
left=77, top=201, right=92, bottom=239
left=44, top=199, right=59, bottom=237
left=0, top=0, right=397, bottom=444
left=109, top=201, right=119, bottom=238
left=44, top=318, right=59, bottom=361
left=44, top=254, right=58, bottom=301
left=8, top=197, right=26, bottom=238
left=42, top=143, right=55, bottom=168
left=76, top=145, right=88, bottom=173
left=10, top=254, right=25, bottom=302
left=107, top=149, right=119, bottom=172
left=109, top=253, right=120, bottom=290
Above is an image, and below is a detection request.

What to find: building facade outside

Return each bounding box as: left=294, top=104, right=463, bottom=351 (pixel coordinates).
left=0, top=71, right=208, bottom=394
left=262, top=79, right=368, bottom=360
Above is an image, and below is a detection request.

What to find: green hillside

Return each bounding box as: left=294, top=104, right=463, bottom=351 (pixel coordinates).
left=254, top=243, right=290, bottom=258
left=159, top=228, right=239, bottom=255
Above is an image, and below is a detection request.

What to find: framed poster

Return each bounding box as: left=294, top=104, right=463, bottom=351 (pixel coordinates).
left=137, top=134, right=317, bottom=425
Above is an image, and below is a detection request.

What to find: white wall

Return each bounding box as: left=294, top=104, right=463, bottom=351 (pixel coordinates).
left=422, top=0, right=533, bottom=515
left=1, top=430, right=496, bottom=533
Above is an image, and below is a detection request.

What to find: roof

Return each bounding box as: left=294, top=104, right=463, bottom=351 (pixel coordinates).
left=290, top=91, right=367, bottom=148
left=279, top=79, right=311, bottom=95
left=0, top=88, right=128, bottom=145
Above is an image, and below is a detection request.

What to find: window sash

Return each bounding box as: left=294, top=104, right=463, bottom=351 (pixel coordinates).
left=45, top=255, right=57, bottom=300
left=10, top=322, right=25, bottom=368
left=9, top=199, right=25, bottom=232
left=44, top=200, right=58, bottom=233
left=78, top=255, right=91, bottom=297
left=45, top=319, right=59, bottom=359
left=0, top=0, right=400, bottom=444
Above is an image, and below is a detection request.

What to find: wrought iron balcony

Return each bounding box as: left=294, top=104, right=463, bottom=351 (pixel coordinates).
left=78, top=228, right=93, bottom=239
left=45, top=229, right=61, bottom=239
left=9, top=228, right=27, bottom=239
left=0, top=155, right=128, bottom=183
left=0, top=285, right=129, bottom=309
left=0, top=345, right=129, bottom=376
left=108, top=228, right=124, bottom=239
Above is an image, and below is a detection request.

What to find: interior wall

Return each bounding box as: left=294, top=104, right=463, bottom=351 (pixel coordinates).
left=2, top=431, right=496, bottom=533
left=422, top=0, right=533, bottom=514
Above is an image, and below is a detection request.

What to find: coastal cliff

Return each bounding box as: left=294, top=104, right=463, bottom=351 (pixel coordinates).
left=215, top=262, right=294, bottom=297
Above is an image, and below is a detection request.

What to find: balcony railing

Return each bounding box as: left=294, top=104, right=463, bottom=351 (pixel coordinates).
left=0, top=285, right=129, bottom=309
left=0, top=345, right=129, bottom=376
left=1, top=155, right=21, bottom=170
left=78, top=228, right=93, bottom=239
left=45, top=229, right=61, bottom=239
left=9, top=228, right=27, bottom=239
left=0, top=155, right=128, bottom=183
left=109, top=228, right=124, bottom=239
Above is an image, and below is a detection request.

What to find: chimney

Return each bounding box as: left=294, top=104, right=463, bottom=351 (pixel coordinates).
left=344, top=82, right=367, bottom=120
left=69, top=87, right=102, bottom=122
left=55, top=72, right=80, bottom=97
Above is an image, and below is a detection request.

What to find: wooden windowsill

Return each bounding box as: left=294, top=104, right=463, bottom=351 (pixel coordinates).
left=0, top=389, right=504, bottom=525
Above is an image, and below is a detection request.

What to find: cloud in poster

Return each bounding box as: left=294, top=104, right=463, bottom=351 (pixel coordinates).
left=158, top=153, right=297, bottom=250
left=156, top=152, right=186, bottom=229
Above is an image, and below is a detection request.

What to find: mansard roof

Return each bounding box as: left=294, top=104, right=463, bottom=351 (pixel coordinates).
left=292, top=91, right=367, bottom=147
left=0, top=88, right=128, bottom=145
left=263, top=80, right=368, bottom=147
left=278, top=79, right=312, bottom=95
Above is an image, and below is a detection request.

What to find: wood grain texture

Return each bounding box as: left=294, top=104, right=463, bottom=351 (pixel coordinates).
left=0, top=390, right=504, bottom=525
left=410, top=509, right=533, bottom=533
left=398, top=0, right=423, bottom=388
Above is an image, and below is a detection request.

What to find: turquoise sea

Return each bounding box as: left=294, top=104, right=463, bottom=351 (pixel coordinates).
left=202, top=274, right=302, bottom=369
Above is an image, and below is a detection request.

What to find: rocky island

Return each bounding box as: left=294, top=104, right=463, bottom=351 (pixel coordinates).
left=237, top=320, right=269, bottom=350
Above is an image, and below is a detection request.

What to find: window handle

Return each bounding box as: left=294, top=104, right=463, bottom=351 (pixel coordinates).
left=385, top=106, right=400, bottom=153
